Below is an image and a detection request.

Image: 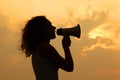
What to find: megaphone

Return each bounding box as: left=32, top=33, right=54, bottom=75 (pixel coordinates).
left=57, top=24, right=81, bottom=38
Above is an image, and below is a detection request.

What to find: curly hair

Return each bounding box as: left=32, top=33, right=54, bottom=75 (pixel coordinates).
left=20, top=16, right=50, bottom=57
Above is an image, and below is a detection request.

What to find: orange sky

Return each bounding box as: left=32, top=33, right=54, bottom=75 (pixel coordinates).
left=0, top=0, right=120, bottom=80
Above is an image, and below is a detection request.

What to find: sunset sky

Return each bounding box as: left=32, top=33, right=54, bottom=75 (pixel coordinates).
left=0, top=0, right=120, bottom=80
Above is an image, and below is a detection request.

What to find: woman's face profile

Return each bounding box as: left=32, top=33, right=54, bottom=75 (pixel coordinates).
left=43, top=20, right=56, bottom=40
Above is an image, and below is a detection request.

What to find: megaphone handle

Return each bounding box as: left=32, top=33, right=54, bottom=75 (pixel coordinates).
left=62, top=36, right=71, bottom=47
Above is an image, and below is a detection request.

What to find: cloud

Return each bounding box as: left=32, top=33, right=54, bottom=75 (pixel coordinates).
left=0, top=14, right=12, bottom=53
left=81, top=37, right=115, bottom=55
left=78, top=46, right=120, bottom=79
left=80, top=11, right=108, bottom=35
left=0, top=13, right=21, bottom=67
left=0, top=13, right=30, bottom=80
left=71, top=10, right=111, bottom=55
left=75, top=5, right=120, bottom=58
left=94, top=69, right=120, bottom=75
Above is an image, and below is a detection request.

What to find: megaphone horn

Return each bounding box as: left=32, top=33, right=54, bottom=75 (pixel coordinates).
left=57, top=24, right=81, bottom=38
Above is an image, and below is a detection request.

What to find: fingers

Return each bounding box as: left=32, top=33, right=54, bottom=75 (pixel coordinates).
left=62, top=36, right=71, bottom=47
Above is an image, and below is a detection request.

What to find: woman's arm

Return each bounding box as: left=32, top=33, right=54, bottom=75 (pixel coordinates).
left=61, top=36, right=74, bottom=72
left=48, top=36, right=74, bottom=72
left=38, top=36, right=74, bottom=72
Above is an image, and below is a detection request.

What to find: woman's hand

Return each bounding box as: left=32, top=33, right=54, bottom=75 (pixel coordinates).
left=62, top=36, right=71, bottom=48
left=61, top=36, right=74, bottom=72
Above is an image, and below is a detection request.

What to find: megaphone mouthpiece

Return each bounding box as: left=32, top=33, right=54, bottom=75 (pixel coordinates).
left=57, top=28, right=63, bottom=35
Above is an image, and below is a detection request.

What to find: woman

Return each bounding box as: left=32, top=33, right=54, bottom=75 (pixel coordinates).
left=20, top=16, right=74, bottom=80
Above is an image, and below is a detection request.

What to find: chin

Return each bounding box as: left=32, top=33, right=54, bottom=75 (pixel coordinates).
left=51, top=35, right=56, bottom=39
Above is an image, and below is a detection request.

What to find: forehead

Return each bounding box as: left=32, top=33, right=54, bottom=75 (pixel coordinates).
left=46, top=19, right=51, bottom=24
left=45, top=20, right=52, bottom=27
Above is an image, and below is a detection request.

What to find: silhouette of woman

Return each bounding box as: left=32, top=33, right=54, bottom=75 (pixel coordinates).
left=20, top=16, right=74, bottom=80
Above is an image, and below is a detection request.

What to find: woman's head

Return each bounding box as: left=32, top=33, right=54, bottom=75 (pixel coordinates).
left=21, top=16, right=56, bottom=57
